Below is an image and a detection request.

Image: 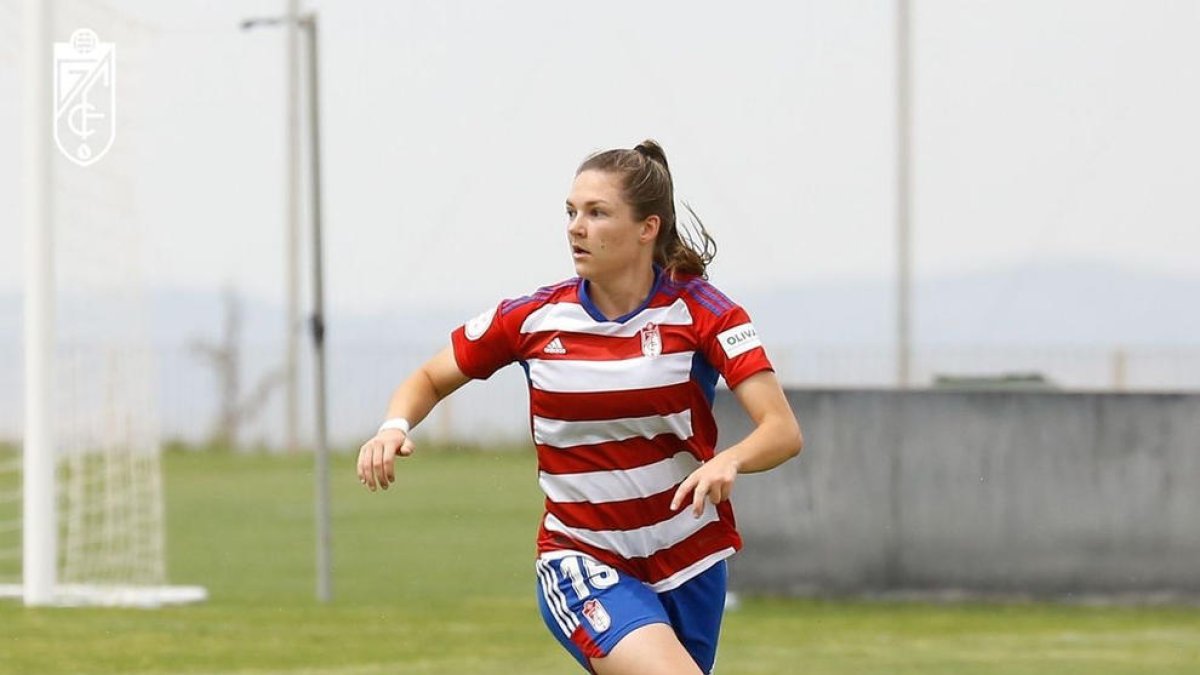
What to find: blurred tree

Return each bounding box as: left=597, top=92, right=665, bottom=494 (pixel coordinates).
left=191, top=288, right=284, bottom=451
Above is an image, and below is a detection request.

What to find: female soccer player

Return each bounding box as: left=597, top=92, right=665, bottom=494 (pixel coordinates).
left=357, top=140, right=803, bottom=674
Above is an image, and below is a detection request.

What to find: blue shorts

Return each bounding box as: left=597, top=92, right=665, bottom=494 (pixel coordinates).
left=535, top=552, right=727, bottom=673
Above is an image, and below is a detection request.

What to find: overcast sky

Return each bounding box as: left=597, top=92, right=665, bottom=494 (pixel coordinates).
left=1, top=0, right=1197, bottom=317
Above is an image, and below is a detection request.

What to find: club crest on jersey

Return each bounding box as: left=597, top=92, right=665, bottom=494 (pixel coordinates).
left=582, top=598, right=611, bottom=632
left=640, top=321, right=662, bottom=359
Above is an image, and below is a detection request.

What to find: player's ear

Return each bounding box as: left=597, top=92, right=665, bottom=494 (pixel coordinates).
left=640, top=214, right=660, bottom=245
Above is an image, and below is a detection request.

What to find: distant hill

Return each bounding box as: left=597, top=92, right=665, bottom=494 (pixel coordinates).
left=2, top=260, right=1197, bottom=348
left=737, top=260, right=1200, bottom=347
left=2, top=260, right=1198, bottom=445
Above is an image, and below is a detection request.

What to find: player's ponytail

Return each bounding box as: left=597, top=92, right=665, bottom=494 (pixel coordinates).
left=577, top=139, right=717, bottom=279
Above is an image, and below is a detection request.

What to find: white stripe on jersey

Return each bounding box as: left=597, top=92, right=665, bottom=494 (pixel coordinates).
left=533, top=410, right=693, bottom=448
left=527, top=351, right=694, bottom=393
left=543, top=507, right=721, bottom=560
left=539, top=451, right=701, bottom=504
left=520, top=298, right=693, bottom=336
left=647, top=547, right=737, bottom=593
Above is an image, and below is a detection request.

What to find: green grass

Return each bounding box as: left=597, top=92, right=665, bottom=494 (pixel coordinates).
left=1, top=448, right=1198, bottom=674
left=0, top=442, right=19, bottom=581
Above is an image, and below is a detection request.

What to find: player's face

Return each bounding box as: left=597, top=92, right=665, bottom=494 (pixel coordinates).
left=565, top=170, right=654, bottom=281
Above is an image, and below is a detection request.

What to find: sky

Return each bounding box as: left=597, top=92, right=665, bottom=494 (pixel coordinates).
left=1, top=0, right=1198, bottom=318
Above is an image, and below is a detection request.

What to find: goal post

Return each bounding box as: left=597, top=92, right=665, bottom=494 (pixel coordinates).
left=20, top=0, right=56, bottom=608
left=0, top=0, right=205, bottom=608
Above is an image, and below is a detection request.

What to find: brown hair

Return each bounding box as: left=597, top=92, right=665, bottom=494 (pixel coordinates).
left=576, top=140, right=717, bottom=279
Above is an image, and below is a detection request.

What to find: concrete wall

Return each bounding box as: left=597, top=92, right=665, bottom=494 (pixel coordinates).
left=716, top=389, right=1200, bottom=597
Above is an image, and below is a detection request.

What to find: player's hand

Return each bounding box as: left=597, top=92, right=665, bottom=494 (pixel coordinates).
left=357, top=429, right=415, bottom=492
left=670, top=453, right=740, bottom=518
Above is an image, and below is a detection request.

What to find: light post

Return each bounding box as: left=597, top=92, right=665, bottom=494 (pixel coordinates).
left=242, top=11, right=332, bottom=604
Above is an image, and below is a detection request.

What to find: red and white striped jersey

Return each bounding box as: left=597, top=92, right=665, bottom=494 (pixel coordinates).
left=451, top=268, right=773, bottom=592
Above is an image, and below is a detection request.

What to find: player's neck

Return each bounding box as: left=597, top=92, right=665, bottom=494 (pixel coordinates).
left=587, top=264, right=657, bottom=320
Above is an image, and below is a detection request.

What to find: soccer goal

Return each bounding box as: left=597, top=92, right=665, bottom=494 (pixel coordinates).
left=0, top=0, right=205, bottom=607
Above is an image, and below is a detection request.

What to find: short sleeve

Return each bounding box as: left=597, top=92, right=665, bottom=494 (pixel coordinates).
left=450, top=302, right=518, bottom=380
left=699, top=305, right=774, bottom=390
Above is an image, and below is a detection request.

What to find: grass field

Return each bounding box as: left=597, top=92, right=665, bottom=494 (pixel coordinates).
left=1, top=447, right=1198, bottom=674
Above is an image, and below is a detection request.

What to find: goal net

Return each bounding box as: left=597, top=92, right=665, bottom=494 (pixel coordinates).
left=0, top=0, right=204, bottom=607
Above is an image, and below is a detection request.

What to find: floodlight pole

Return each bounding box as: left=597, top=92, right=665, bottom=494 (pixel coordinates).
left=241, top=10, right=332, bottom=604
left=300, top=12, right=333, bottom=606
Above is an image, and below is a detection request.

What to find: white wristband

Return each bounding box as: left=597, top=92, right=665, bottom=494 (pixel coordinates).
left=377, top=417, right=411, bottom=436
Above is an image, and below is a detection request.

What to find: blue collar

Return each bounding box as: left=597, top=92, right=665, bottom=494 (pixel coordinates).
left=577, top=265, right=664, bottom=323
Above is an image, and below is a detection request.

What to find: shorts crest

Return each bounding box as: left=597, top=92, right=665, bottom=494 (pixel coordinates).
left=581, top=598, right=611, bottom=632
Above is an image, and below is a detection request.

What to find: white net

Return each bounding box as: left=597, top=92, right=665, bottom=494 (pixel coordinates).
left=0, top=0, right=204, bottom=606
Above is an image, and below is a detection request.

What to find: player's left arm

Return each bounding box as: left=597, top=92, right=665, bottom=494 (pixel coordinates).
left=671, top=370, right=803, bottom=516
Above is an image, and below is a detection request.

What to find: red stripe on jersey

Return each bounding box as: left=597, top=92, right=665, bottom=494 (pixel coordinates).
left=539, top=525, right=642, bottom=577
left=538, top=507, right=742, bottom=587
left=536, top=436, right=690, bottom=474
left=545, top=490, right=679, bottom=532
left=534, top=424, right=720, bottom=478
left=530, top=382, right=698, bottom=422
left=638, top=518, right=742, bottom=584
left=518, top=329, right=695, bottom=361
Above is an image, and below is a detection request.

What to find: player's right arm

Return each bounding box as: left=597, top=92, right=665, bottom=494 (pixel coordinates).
left=356, top=345, right=470, bottom=492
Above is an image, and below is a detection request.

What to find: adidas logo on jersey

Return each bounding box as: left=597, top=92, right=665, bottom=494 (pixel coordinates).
left=543, top=337, right=567, bottom=354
